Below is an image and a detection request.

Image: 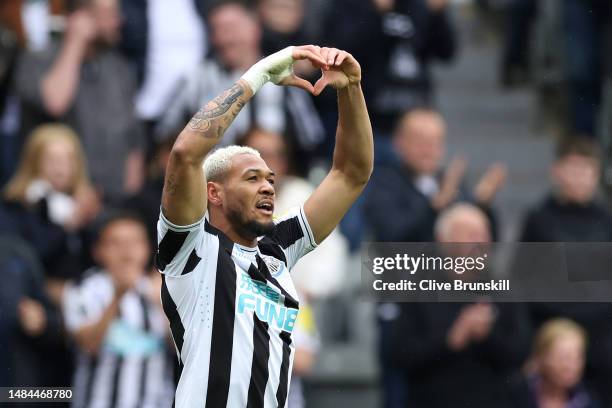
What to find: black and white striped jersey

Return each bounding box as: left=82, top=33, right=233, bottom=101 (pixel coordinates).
left=156, top=206, right=317, bottom=408
left=63, top=269, right=174, bottom=408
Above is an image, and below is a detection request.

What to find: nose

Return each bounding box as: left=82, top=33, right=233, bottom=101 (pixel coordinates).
left=260, top=180, right=275, bottom=195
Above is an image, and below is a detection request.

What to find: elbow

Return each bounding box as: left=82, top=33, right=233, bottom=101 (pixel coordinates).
left=333, top=160, right=373, bottom=188
left=43, top=97, right=70, bottom=117
left=169, top=138, right=200, bottom=167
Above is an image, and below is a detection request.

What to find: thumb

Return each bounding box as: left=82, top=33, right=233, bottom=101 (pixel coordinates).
left=313, top=76, right=329, bottom=96
left=280, top=74, right=315, bottom=94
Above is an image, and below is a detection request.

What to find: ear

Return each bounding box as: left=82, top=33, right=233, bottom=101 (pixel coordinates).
left=207, top=181, right=223, bottom=206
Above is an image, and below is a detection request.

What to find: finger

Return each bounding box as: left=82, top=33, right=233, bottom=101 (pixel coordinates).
left=293, top=49, right=327, bottom=69
left=326, top=49, right=340, bottom=66
left=335, top=51, right=349, bottom=66
left=320, top=47, right=330, bottom=61
left=281, top=75, right=315, bottom=94
left=300, top=44, right=321, bottom=55
left=313, top=75, right=329, bottom=96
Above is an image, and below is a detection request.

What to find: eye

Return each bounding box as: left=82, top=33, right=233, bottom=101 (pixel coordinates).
left=268, top=178, right=275, bottom=185
left=247, top=176, right=257, bottom=181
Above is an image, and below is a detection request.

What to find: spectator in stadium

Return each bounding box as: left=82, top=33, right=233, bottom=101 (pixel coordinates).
left=323, top=0, right=457, bottom=163
left=2, top=123, right=100, bottom=304
left=365, top=108, right=506, bottom=243
left=16, top=0, right=146, bottom=203
left=520, top=138, right=612, bottom=242
left=157, top=0, right=325, bottom=174
left=509, top=318, right=600, bottom=408
left=0, top=235, right=67, bottom=388
left=62, top=210, right=173, bottom=408
left=121, top=0, right=207, bottom=129
left=519, top=137, right=612, bottom=406
left=257, top=0, right=311, bottom=57
left=387, top=203, right=530, bottom=408
left=562, top=0, right=611, bottom=137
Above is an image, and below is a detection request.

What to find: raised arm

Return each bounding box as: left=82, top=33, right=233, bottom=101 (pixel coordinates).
left=162, top=46, right=327, bottom=226
left=305, top=48, right=374, bottom=243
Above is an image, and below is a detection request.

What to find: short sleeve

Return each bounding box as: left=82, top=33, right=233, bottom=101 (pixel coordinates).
left=269, top=206, right=317, bottom=271
left=155, top=209, right=205, bottom=277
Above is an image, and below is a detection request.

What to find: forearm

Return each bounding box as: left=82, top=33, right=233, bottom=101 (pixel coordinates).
left=40, top=40, right=86, bottom=116
left=170, top=80, right=253, bottom=162
left=332, top=83, right=374, bottom=185
left=74, top=295, right=121, bottom=354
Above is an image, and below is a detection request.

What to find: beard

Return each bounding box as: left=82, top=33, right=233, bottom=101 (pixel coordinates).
left=227, top=207, right=275, bottom=240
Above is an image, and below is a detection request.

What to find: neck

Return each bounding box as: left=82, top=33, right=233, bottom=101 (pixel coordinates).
left=209, top=213, right=258, bottom=248
left=538, top=378, right=569, bottom=402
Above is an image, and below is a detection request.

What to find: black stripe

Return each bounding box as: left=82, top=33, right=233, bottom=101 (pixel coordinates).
left=138, top=357, right=148, bottom=407
left=258, top=238, right=287, bottom=266
left=137, top=294, right=150, bottom=407
left=83, top=355, right=98, bottom=407
left=247, top=315, right=271, bottom=408
left=161, top=275, right=185, bottom=354
left=139, top=294, right=151, bottom=332
left=268, top=217, right=303, bottom=249
left=256, top=255, right=299, bottom=309
left=155, top=230, right=189, bottom=271
left=275, top=331, right=293, bottom=408
left=109, top=355, right=123, bottom=408
left=181, top=248, right=201, bottom=275
left=205, top=234, right=237, bottom=407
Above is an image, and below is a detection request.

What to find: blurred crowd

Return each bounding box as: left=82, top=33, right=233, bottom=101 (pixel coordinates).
left=0, top=0, right=611, bottom=407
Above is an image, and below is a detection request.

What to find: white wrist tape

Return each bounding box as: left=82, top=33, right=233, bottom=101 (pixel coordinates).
left=241, top=46, right=295, bottom=94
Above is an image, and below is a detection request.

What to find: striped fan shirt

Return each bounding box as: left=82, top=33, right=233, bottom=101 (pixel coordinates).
left=63, top=269, right=174, bottom=408
left=156, top=206, right=317, bottom=408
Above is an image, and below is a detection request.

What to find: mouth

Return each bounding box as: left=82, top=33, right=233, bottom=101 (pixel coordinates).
left=255, top=200, right=274, bottom=216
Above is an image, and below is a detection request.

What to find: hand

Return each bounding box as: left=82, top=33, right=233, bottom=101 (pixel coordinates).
left=473, top=163, right=507, bottom=205
left=431, top=156, right=467, bottom=210
left=465, top=303, right=495, bottom=342
left=313, top=47, right=362, bottom=95
left=242, top=45, right=327, bottom=94
left=447, top=307, right=473, bottom=351
left=18, top=298, right=47, bottom=337
left=65, top=10, right=96, bottom=47
left=65, top=188, right=101, bottom=230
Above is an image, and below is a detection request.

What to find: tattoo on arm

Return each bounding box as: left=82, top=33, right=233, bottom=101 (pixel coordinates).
left=164, top=173, right=178, bottom=196
left=188, top=83, right=247, bottom=138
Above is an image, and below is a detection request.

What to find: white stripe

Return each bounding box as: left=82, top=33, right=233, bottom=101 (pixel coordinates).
left=117, top=357, right=139, bottom=408
left=90, top=354, right=115, bottom=408
left=226, top=254, right=254, bottom=408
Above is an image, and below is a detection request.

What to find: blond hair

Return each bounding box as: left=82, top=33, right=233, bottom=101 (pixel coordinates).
left=4, top=123, right=93, bottom=203
left=203, top=145, right=260, bottom=182
left=533, top=318, right=588, bottom=359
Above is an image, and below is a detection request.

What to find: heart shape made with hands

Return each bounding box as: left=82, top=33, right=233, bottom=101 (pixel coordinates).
left=279, top=45, right=358, bottom=96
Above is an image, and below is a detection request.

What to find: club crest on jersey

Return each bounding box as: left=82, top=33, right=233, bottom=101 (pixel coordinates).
left=261, top=254, right=283, bottom=277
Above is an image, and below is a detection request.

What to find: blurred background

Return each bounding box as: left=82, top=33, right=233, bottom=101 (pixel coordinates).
left=1, top=0, right=612, bottom=407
